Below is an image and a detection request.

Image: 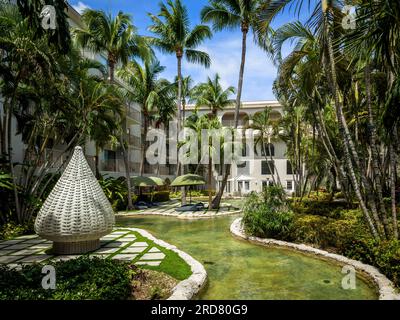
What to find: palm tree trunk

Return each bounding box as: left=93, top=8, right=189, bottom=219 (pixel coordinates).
left=120, top=137, right=133, bottom=210
left=212, top=26, right=248, bottom=209
left=176, top=53, right=186, bottom=205
left=234, top=26, right=248, bottom=128
left=208, top=152, right=212, bottom=209
left=108, top=59, right=133, bottom=210
left=389, top=143, right=398, bottom=239
left=95, top=144, right=101, bottom=179
left=140, top=115, right=148, bottom=175
left=322, top=8, right=379, bottom=239
left=365, top=65, right=390, bottom=237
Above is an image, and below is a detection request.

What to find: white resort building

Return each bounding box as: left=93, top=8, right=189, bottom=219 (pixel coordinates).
left=185, top=101, right=295, bottom=196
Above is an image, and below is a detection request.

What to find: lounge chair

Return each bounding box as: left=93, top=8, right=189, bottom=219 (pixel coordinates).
left=175, top=202, right=205, bottom=212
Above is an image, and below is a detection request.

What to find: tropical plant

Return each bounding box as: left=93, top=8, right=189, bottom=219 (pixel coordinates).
left=74, top=9, right=152, bottom=209
left=148, top=0, right=212, bottom=204
left=201, top=0, right=273, bottom=208
left=192, top=73, right=235, bottom=118
left=117, top=59, right=175, bottom=175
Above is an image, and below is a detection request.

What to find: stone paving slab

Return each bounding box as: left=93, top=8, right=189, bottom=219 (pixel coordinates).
left=136, top=261, right=162, bottom=266
left=2, top=240, right=25, bottom=245
left=24, top=239, right=47, bottom=244
left=140, top=252, right=165, bottom=260
left=17, top=254, right=51, bottom=263
left=130, top=242, right=148, bottom=247
left=102, top=241, right=127, bottom=248
left=50, top=255, right=80, bottom=262
left=28, top=243, right=51, bottom=250
left=15, top=235, right=38, bottom=240
left=0, top=255, right=21, bottom=263
left=4, top=243, right=33, bottom=250
left=10, top=249, right=43, bottom=256
left=121, top=247, right=147, bottom=254
left=92, top=247, right=120, bottom=254
left=0, top=231, right=167, bottom=273
left=112, top=254, right=137, bottom=261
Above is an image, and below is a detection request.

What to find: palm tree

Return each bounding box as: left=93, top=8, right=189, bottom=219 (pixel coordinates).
left=201, top=0, right=272, bottom=207
left=117, top=59, right=175, bottom=175
left=74, top=9, right=152, bottom=210
left=185, top=114, right=222, bottom=207
left=74, top=9, right=152, bottom=82
left=148, top=0, right=212, bottom=204
left=192, top=73, right=236, bottom=118
left=251, top=108, right=282, bottom=188
left=16, top=0, right=71, bottom=53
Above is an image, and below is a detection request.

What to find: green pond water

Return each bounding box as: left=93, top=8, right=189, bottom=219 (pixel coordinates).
left=116, top=215, right=378, bottom=300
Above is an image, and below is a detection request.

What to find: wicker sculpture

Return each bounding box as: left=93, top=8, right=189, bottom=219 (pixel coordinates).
left=35, top=146, right=115, bottom=254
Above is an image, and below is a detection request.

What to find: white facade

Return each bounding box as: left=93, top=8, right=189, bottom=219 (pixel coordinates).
left=185, top=101, right=295, bottom=195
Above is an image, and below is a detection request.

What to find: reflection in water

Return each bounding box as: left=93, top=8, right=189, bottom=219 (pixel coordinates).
left=117, top=215, right=377, bottom=300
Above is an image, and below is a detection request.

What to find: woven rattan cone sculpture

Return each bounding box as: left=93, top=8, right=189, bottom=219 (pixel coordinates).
left=35, top=146, right=115, bottom=254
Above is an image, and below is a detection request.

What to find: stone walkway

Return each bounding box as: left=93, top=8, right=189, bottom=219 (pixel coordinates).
left=0, top=229, right=166, bottom=270
left=119, top=200, right=241, bottom=219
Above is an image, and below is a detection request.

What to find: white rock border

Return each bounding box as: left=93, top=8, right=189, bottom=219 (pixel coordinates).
left=117, top=209, right=241, bottom=220
left=119, top=227, right=207, bottom=300
left=230, top=218, right=400, bottom=300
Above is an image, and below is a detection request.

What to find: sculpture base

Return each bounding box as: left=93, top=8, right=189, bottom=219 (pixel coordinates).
left=53, top=239, right=100, bottom=255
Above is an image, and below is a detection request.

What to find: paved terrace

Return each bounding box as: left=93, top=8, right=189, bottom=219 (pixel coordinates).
left=120, top=200, right=241, bottom=218
left=0, top=229, right=166, bottom=269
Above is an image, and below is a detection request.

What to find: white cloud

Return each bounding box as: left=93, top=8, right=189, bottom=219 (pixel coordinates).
left=72, top=1, right=91, bottom=14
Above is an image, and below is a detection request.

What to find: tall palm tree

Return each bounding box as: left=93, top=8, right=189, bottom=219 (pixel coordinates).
left=251, top=108, right=282, bottom=188
left=201, top=0, right=272, bottom=208
left=74, top=9, right=152, bottom=210
left=148, top=0, right=212, bottom=204
left=74, top=9, right=152, bottom=82
left=16, top=0, right=71, bottom=53
left=192, top=73, right=236, bottom=118
left=117, top=59, right=175, bottom=175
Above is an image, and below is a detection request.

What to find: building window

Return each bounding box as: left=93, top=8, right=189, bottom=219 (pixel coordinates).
left=261, top=160, right=275, bottom=175
left=287, top=180, right=293, bottom=190
left=287, top=160, right=294, bottom=175
left=261, top=143, right=275, bottom=157
left=240, top=142, right=247, bottom=156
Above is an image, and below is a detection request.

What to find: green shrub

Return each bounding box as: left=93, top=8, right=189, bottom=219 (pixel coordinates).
left=0, top=221, right=34, bottom=240
left=242, top=187, right=294, bottom=239
left=291, top=215, right=330, bottom=246
left=140, top=191, right=170, bottom=202
left=0, top=256, right=135, bottom=300
left=342, top=239, right=400, bottom=287
left=98, top=175, right=137, bottom=211
left=290, top=199, right=356, bottom=218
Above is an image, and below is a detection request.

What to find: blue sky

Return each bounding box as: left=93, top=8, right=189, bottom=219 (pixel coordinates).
left=69, top=0, right=317, bottom=101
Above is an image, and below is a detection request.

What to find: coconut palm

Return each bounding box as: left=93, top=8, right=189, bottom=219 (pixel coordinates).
left=148, top=0, right=212, bottom=204
left=192, top=73, right=236, bottom=118
left=16, top=0, right=71, bottom=53
left=201, top=0, right=273, bottom=208
left=117, top=59, right=175, bottom=175
left=74, top=9, right=152, bottom=82
left=74, top=9, right=152, bottom=209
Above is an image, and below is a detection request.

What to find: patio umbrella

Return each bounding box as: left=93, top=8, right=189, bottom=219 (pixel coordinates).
left=130, top=176, right=158, bottom=187
left=170, top=174, right=206, bottom=203
left=130, top=176, right=163, bottom=202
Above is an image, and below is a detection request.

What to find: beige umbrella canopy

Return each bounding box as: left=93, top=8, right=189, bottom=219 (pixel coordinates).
left=34, top=146, right=115, bottom=254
